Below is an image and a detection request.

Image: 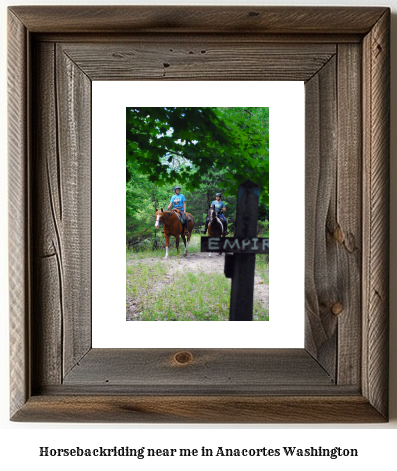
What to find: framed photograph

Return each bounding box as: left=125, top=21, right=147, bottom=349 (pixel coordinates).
left=8, top=6, right=390, bottom=422
left=93, top=81, right=304, bottom=345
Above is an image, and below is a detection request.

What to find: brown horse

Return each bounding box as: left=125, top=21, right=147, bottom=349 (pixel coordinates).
left=207, top=205, right=227, bottom=257
left=154, top=208, right=195, bottom=258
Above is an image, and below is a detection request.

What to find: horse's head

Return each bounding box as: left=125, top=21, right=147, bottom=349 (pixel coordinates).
left=208, top=205, right=216, bottom=222
left=154, top=208, right=164, bottom=229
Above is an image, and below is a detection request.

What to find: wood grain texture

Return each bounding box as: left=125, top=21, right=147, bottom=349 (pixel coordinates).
left=62, top=349, right=333, bottom=389
left=34, top=33, right=363, bottom=45
left=304, top=56, right=338, bottom=379
left=305, top=44, right=367, bottom=389
left=32, top=42, right=63, bottom=387
left=8, top=10, right=30, bottom=419
left=11, top=396, right=385, bottom=424
left=9, top=6, right=387, bottom=34
left=56, top=45, right=91, bottom=377
left=336, top=44, right=362, bottom=386
left=58, top=42, right=335, bottom=82
left=8, top=6, right=390, bottom=423
left=31, top=42, right=91, bottom=388
left=362, top=10, right=390, bottom=419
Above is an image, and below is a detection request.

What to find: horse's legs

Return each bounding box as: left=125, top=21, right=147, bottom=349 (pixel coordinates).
left=164, top=233, right=170, bottom=258
left=208, top=223, right=212, bottom=257
left=187, top=220, right=193, bottom=251
left=218, top=235, right=223, bottom=256
left=181, top=233, right=189, bottom=256
left=176, top=234, right=180, bottom=256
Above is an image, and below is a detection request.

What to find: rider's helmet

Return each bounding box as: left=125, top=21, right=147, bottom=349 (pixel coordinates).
left=216, top=193, right=222, bottom=197
left=174, top=186, right=181, bottom=192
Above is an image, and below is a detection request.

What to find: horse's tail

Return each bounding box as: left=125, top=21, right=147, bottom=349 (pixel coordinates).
left=187, top=213, right=195, bottom=229
left=185, top=213, right=194, bottom=240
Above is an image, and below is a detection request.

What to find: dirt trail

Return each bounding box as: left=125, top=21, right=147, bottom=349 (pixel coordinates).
left=127, top=250, right=269, bottom=319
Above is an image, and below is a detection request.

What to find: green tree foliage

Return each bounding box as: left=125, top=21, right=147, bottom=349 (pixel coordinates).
left=126, top=161, right=177, bottom=246
left=215, top=107, right=269, bottom=203
left=126, top=107, right=269, bottom=200
left=188, top=167, right=238, bottom=230
left=126, top=107, right=269, bottom=244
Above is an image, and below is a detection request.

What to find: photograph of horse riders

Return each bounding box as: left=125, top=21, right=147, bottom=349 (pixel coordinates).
left=202, top=193, right=229, bottom=233
left=154, top=186, right=195, bottom=259
left=126, top=107, right=269, bottom=321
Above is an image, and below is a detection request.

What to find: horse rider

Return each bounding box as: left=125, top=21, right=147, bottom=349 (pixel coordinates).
left=202, top=193, right=229, bottom=235
left=168, top=186, right=189, bottom=234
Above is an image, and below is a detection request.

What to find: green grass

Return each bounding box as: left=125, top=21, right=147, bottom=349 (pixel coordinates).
left=127, top=233, right=202, bottom=261
left=128, top=270, right=229, bottom=321
left=255, top=253, right=269, bottom=284
left=126, top=233, right=269, bottom=321
left=127, top=267, right=268, bottom=321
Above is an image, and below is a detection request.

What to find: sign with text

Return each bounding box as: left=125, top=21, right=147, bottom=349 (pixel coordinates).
left=201, top=237, right=269, bottom=254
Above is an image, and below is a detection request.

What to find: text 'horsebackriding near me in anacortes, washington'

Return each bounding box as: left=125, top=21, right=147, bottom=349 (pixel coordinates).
left=201, top=179, right=269, bottom=321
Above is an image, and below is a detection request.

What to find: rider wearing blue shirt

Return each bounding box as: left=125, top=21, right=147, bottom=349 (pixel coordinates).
left=170, top=193, right=185, bottom=211
left=212, top=199, right=226, bottom=214
left=202, top=193, right=229, bottom=235
left=168, top=186, right=189, bottom=234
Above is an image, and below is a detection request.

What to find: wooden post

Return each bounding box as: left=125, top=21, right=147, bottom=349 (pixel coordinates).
left=229, top=180, right=260, bottom=321
left=200, top=180, right=267, bottom=320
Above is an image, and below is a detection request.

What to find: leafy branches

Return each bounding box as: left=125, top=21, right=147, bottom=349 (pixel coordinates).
left=126, top=107, right=269, bottom=199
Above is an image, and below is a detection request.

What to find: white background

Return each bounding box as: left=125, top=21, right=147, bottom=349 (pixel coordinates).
left=92, top=81, right=304, bottom=348
left=1, top=0, right=396, bottom=469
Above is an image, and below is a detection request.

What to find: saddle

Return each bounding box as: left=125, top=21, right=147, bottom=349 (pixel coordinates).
left=172, top=208, right=181, bottom=220
left=172, top=208, right=190, bottom=225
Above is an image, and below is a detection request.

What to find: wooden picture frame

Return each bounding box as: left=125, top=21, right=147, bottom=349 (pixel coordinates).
left=8, top=6, right=390, bottom=423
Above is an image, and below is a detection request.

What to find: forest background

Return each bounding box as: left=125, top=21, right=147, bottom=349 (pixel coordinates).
left=126, top=107, right=269, bottom=248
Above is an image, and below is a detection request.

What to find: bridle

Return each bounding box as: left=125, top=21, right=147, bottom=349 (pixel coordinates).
left=208, top=206, right=223, bottom=233
left=155, top=210, right=174, bottom=228
left=208, top=207, right=218, bottom=224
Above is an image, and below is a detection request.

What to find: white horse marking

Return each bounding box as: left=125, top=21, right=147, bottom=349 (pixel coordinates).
left=215, top=216, right=224, bottom=234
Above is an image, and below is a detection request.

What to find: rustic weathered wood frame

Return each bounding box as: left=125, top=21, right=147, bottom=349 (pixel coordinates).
left=8, top=6, right=390, bottom=423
